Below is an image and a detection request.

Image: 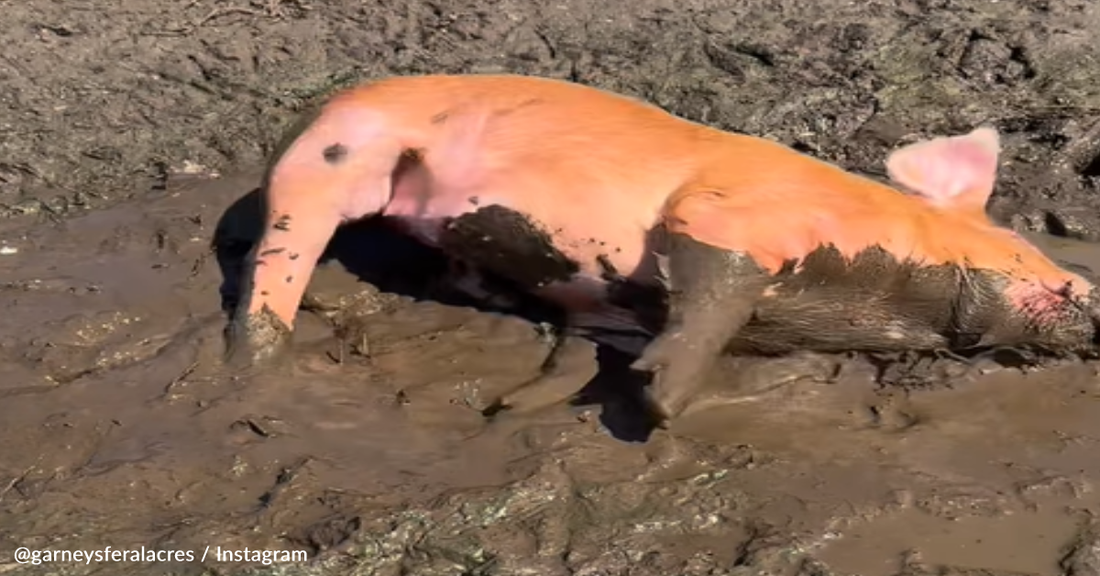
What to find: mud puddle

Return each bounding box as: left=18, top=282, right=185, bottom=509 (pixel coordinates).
left=3, top=172, right=1100, bottom=576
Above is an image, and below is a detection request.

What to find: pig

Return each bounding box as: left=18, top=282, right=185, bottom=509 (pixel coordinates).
left=224, top=73, right=1100, bottom=426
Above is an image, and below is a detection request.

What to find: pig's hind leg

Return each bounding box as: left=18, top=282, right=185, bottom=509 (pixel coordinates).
left=632, top=231, right=770, bottom=426
left=483, top=326, right=600, bottom=418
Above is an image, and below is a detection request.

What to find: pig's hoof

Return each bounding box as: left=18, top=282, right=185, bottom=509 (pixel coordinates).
left=631, top=333, right=696, bottom=428
left=633, top=367, right=682, bottom=428
left=640, top=379, right=680, bottom=429
left=223, top=307, right=293, bottom=370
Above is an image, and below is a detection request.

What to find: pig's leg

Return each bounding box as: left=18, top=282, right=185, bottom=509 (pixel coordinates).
left=632, top=232, right=769, bottom=425
left=484, top=327, right=599, bottom=417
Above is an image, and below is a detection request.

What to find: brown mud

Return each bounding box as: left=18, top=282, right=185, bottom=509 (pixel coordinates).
left=5, top=0, right=1100, bottom=575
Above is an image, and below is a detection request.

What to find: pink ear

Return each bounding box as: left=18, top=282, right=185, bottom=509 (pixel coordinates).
left=885, top=127, right=1001, bottom=212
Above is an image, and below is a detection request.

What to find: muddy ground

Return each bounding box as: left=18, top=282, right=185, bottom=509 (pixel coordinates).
left=5, top=0, right=1100, bottom=575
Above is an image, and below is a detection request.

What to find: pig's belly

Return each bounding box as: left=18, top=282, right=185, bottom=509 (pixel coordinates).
left=384, top=187, right=654, bottom=301
left=384, top=176, right=651, bottom=283
left=432, top=252, right=660, bottom=356
left=387, top=212, right=642, bottom=288
left=382, top=207, right=660, bottom=351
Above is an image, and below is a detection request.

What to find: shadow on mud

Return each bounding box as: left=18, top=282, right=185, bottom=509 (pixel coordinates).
left=211, top=186, right=663, bottom=442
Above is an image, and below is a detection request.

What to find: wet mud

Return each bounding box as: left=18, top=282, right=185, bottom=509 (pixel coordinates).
left=6, top=0, right=1100, bottom=575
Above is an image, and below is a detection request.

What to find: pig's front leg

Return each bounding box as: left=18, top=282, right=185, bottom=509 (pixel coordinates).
left=224, top=241, right=304, bottom=369
left=632, top=232, right=769, bottom=425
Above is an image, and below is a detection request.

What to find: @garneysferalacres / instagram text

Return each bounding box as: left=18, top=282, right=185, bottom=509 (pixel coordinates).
left=12, top=545, right=308, bottom=566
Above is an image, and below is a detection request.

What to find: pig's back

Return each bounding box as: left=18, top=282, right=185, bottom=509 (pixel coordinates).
left=665, top=135, right=1052, bottom=279
left=341, top=74, right=716, bottom=279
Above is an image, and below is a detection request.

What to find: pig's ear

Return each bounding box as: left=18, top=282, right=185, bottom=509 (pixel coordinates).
left=885, top=127, right=1001, bottom=213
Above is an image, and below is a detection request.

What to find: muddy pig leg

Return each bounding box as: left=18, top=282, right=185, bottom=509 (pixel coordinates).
left=632, top=232, right=769, bottom=425
left=484, top=325, right=600, bottom=418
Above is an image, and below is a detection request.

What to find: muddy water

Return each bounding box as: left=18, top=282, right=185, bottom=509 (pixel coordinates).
left=4, top=172, right=1100, bottom=576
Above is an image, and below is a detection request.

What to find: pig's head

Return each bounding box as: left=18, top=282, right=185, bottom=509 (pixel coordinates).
left=885, top=126, right=1100, bottom=356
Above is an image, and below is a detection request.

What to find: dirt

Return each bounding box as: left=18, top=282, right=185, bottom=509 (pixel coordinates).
left=5, top=0, right=1100, bottom=575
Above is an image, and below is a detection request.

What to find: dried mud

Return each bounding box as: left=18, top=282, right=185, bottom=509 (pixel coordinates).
left=5, top=0, right=1100, bottom=575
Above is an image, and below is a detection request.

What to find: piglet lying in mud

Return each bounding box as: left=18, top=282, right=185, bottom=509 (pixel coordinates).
left=225, top=73, right=1100, bottom=426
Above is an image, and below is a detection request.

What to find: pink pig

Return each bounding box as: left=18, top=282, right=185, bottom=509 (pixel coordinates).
left=226, top=74, right=1100, bottom=424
